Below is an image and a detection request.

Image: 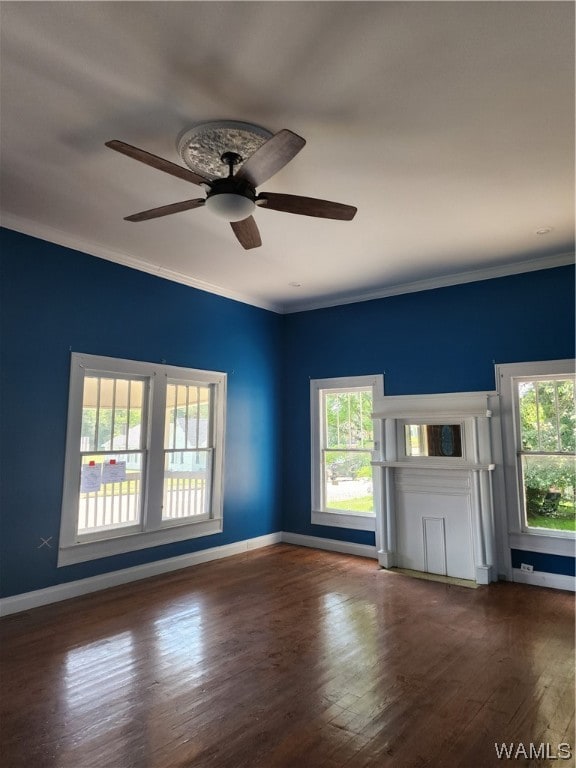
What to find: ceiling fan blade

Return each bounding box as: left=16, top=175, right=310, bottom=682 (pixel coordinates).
left=124, top=198, right=205, bottom=222
left=230, top=216, right=262, bottom=250
left=235, top=129, right=306, bottom=188
left=106, top=140, right=210, bottom=186
left=257, top=192, right=357, bottom=221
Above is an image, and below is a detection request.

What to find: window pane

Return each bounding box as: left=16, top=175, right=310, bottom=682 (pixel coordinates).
left=518, top=378, right=574, bottom=453
left=324, top=450, right=373, bottom=513
left=163, top=450, right=211, bottom=521
left=324, top=390, right=374, bottom=449
left=78, top=453, right=143, bottom=534
left=522, top=454, right=575, bottom=532
left=518, top=381, right=538, bottom=451
left=165, top=383, right=211, bottom=450
left=81, top=376, right=144, bottom=452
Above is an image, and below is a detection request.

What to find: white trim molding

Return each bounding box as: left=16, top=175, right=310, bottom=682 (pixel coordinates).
left=310, top=374, right=384, bottom=534
left=512, top=568, right=575, bottom=592
left=0, top=533, right=282, bottom=617
left=281, top=532, right=377, bottom=559
left=372, top=391, right=493, bottom=420
left=3, top=217, right=572, bottom=316
left=282, top=252, right=575, bottom=313
left=1, top=532, right=375, bottom=617
left=1, top=214, right=281, bottom=313
left=509, top=532, right=576, bottom=558
left=3, top=532, right=573, bottom=617
left=311, top=510, right=376, bottom=531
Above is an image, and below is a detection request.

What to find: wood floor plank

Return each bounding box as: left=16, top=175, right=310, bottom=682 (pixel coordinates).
left=0, top=545, right=574, bottom=768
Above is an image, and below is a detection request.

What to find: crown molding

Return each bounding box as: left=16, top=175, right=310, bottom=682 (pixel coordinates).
left=281, top=251, right=575, bottom=314
left=2, top=213, right=572, bottom=316
left=0, top=213, right=283, bottom=314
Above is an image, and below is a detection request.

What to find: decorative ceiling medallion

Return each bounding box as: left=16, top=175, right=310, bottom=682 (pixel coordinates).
left=177, top=120, right=273, bottom=179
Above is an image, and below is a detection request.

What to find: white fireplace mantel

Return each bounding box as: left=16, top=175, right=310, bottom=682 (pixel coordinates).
left=372, top=391, right=499, bottom=584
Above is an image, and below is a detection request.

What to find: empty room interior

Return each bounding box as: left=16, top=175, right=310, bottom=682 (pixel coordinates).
left=0, top=2, right=574, bottom=767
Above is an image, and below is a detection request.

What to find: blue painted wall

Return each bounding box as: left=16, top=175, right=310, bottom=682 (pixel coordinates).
left=281, top=266, right=576, bottom=571
left=1, top=226, right=574, bottom=598
left=0, top=228, right=283, bottom=597
left=511, top=550, right=575, bottom=577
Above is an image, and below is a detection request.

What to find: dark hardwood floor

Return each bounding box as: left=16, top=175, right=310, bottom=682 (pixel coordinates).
left=1, top=544, right=574, bottom=768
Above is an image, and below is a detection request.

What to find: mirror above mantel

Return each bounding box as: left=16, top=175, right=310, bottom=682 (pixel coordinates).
left=372, top=391, right=496, bottom=469
left=404, top=423, right=462, bottom=458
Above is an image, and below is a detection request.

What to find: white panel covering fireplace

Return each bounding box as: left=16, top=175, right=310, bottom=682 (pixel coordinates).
left=372, top=392, right=498, bottom=584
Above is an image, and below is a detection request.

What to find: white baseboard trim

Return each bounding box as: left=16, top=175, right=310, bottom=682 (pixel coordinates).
left=281, top=532, right=377, bottom=559
left=512, top=567, right=575, bottom=592
left=0, top=532, right=282, bottom=616
left=10, top=533, right=571, bottom=616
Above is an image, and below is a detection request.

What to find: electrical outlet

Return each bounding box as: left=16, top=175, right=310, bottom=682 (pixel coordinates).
left=520, top=563, right=534, bottom=573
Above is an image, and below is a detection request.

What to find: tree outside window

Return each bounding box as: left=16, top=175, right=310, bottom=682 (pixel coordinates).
left=517, top=378, right=575, bottom=532
left=323, top=389, right=374, bottom=513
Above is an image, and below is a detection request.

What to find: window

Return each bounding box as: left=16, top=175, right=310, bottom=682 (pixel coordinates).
left=59, top=354, right=226, bottom=565
left=516, top=377, right=574, bottom=533
left=163, top=381, right=213, bottom=523
left=498, top=360, right=575, bottom=555
left=311, top=375, right=383, bottom=531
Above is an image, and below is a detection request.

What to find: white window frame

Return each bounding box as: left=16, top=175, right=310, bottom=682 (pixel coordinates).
left=311, top=375, right=384, bottom=532
left=497, top=359, right=575, bottom=558
left=59, top=353, right=226, bottom=566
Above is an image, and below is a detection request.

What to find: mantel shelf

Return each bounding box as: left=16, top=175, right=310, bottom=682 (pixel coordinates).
left=371, top=460, right=496, bottom=471
left=372, top=411, right=492, bottom=420
left=372, top=391, right=496, bottom=421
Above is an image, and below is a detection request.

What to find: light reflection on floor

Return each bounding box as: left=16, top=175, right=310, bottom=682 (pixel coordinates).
left=65, top=630, right=135, bottom=710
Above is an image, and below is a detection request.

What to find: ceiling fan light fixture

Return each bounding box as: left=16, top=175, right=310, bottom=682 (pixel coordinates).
left=205, top=191, right=256, bottom=222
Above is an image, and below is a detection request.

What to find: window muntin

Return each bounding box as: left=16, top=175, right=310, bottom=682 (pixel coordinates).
left=60, top=354, right=226, bottom=565
left=516, top=377, right=575, bottom=533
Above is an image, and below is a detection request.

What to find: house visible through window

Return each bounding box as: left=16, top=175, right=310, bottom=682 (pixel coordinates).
left=59, top=354, right=226, bottom=566
left=311, top=375, right=383, bottom=532
left=79, top=374, right=146, bottom=534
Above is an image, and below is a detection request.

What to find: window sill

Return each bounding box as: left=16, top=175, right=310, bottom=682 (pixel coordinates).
left=508, top=530, right=576, bottom=558
left=312, top=510, right=376, bottom=532
left=58, top=518, right=223, bottom=566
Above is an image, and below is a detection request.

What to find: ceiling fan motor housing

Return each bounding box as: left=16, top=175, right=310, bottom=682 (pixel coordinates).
left=205, top=177, right=257, bottom=221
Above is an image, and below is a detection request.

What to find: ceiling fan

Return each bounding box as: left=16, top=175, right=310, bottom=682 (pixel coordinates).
left=105, top=127, right=357, bottom=250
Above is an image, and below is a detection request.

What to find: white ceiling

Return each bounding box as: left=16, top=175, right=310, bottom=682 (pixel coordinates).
left=1, top=1, right=574, bottom=313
